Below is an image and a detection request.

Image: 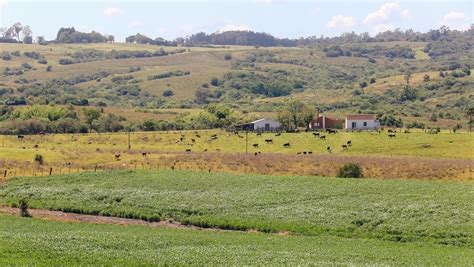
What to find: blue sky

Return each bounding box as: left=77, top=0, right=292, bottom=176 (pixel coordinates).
left=0, top=0, right=472, bottom=41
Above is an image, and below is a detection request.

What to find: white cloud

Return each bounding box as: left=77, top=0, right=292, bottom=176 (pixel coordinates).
left=104, top=7, right=123, bottom=17
left=0, top=0, right=7, bottom=11
left=440, top=11, right=470, bottom=30
left=326, top=15, right=357, bottom=28
left=363, top=2, right=400, bottom=24
left=401, top=9, right=412, bottom=20
left=128, top=20, right=143, bottom=29
left=218, top=24, right=252, bottom=32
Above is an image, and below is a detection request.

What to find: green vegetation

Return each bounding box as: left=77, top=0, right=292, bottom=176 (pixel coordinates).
left=337, top=163, right=364, bottom=178
left=1, top=214, right=472, bottom=265
left=1, top=170, right=472, bottom=247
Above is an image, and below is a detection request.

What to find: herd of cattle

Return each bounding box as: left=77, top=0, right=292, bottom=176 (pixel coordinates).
left=14, top=128, right=407, bottom=161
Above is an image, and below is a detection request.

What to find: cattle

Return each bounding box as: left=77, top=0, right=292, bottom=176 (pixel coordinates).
left=342, top=145, right=348, bottom=150
left=209, top=136, right=218, bottom=141
left=275, top=133, right=281, bottom=136
left=196, top=134, right=201, bottom=138
left=265, top=139, right=273, bottom=144
left=191, top=138, right=196, bottom=143
left=312, top=132, right=320, bottom=137
left=114, top=153, right=121, bottom=161
left=17, top=135, right=25, bottom=139
left=254, top=152, right=258, bottom=156
left=211, top=134, right=218, bottom=138
left=256, top=132, right=262, bottom=136
left=96, top=148, right=100, bottom=152
left=253, top=144, right=259, bottom=148
left=180, top=137, right=184, bottom=142
left=33, top=144, right=39, bottom=148
left=185, top=149, right=191, bottom=153
left=320, top=135, right=326, bottom=140
left=326, top=129, right=337, bottom=134
left=141, top=152, right=147, bottom=157
left=238, top=135, right=244, bottom=138
left=303, top=151, right=307, bottom=154
left=347, top=140, right=352, bottom=146
left=388, top=134, right=396, bottom=138
left=203, top=149, right=208, bottom=152
left=38, top=131, right=46, bottom=136
left=327, top=146, right=332, bottom=153
left=388, top=129, right=395, bottom=133
left=283, top=143, right=290, bottom=147
left=308, top=151, right=313, bottom=154
left=88, top=141, right=93, bottom=144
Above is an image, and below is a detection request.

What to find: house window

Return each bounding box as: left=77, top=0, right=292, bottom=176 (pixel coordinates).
left=265, top=123, right=270, bottom=131
left=351, top=122, right=356, bottom=128
left=363, top=121, right=367, bottom=127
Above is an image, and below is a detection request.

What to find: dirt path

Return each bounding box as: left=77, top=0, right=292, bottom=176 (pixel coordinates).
left=0, top=206, right=204, bottom=230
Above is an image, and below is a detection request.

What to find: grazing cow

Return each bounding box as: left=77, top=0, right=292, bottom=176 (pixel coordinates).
left=88, top=141, right=93, bottom=144
left=22, top=146, right=26, bottom=149
left=313, top=132, right=320, bottom=137
left=17, top=135, right=25, bottom=139
left=308, top=151, right=313, bottom=154
left=114, top=153, right=121, bottom=161
left=319, top=135, right=326, bottom=140
left=253, top=144, right=259, bottom=148
left=141, top=152, right=147, bottom=157
left=238, top=135, right=244, bottom=138
left=211, top=134, right=218, bottom=138
left=191, top=138, right=196, bottom=143
left=256, top=132, right=262, bottom=136
left=33, top=144, right=39, bottom=148
left=326, top=129, right=336, bottom=134
left=180, top=137, right=184, bottom=142
left=283, top=143, right=290, bottom=147
left=388, top=134, right=396, bottom=138
left=303, top=151, right=307, bottom=154
left=203, top=149, right=208, bottom=152
left=347, top=140, right=352, bottom=146
left=297, top=152, right=301, bottom=155
left=275, top=133, right=281, bottom=136
left=342, top=145, right=348, bottom=150
left=254, top=152, right=258, bottom=156
left=327, top=146, right=332, bottom=153
left=234, top=131, right=239, bottom=135
left=196, top=134, right=201, bottom=138
left=38, top=132, right=46, bottom=136
left=404, top=130, right=410, bottom=133
left=388, top=129, right=395, bottom=133
left=185, top=149, right=191, bottom=153
left=265, top=139, right=273, bottom=144
left=96, top=148, right=100, bottom=152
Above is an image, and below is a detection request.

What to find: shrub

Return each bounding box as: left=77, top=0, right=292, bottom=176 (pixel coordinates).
left=337, top=163, right=363, bottom=178
left=1, top=52, right=11, bottom=60
left=59, top=58, right=74, bottom=65
left=224, top=53, right=232, bottom=60
left=46, top=65, right=52, bottom=72
left=19, top=199, right=31, bottom=218
left=163, top=89, right=174, bottom=97
left=37, top=58, right=48, bottom=64
left=34, top=154, right=44, bottom=165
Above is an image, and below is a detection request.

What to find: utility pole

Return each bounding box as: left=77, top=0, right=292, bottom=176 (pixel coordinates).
left=245, top=131, right=248, bottom=154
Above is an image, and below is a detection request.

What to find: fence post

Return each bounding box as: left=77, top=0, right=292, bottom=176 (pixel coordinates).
left=94, top=165, right=98, bottom=172
left=3, top=170, right=6, bottom=179
left=49, top=167, right=53, bottom=176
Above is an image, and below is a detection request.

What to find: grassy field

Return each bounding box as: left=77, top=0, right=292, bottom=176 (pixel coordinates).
left=1, top=170, right=472, bottom=247
left=0, top=129, right=472, bottom=179
left=1, top=214, right=472, bottom=265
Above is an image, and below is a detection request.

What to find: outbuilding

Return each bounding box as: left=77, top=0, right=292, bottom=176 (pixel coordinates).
left=235, top=118, right=280, bottom=132
left=345, top=114, right=380, bottom=130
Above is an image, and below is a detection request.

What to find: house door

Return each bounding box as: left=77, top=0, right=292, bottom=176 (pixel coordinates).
left=351, top=122, right=357, bottom=129
left=265, top=123, right=270, bottom=131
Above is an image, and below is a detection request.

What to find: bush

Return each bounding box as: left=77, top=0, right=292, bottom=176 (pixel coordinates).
left=59, top=58, right=74, bottom=65
left=46, top=65, right=52, bottom=72
left=34, top=154, right=44, bottom=165
left=37, top=58, right=48, bottom=64
left=163, top=89, right=174, bottom=97
left=19, top=199, right=31, bottom=218
left=337, top=163, right=363, bottom=178
left=224, top=53, right=232, bottom=60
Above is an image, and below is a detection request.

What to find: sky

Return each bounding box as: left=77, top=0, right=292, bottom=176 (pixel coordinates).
left=0, top=0, right=472, bottom=41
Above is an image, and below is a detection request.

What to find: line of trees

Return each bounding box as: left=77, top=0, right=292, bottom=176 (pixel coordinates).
left=0, top=22, right=33, bottom=44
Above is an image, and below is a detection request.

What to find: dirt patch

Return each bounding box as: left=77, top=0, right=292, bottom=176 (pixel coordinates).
left=0, top=206, right=257, bottom=234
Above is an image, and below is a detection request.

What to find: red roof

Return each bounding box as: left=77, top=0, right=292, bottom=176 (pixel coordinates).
left=346, top=114, right=375, bottom=120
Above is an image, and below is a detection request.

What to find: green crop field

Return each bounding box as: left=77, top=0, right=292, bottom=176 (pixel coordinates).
left=1, top=214, right=472, bottom=265
left=1, top=170, right=472, bottom=248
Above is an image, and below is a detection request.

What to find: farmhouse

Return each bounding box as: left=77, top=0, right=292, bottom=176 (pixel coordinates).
left=309, top=114, right=344, bottom=130
left=236, top=118, right=280, bottom=132
left=345, top=114, right=380, bottom=130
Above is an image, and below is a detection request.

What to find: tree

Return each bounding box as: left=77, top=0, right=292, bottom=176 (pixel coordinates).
left=278, top=100, right=314, bottom=130
left=359, top=81, right=368, bottom=88
left=22, top=25, right=32, bottom=44
left=8, top=22, right=23, bottom=42
left=466, top=106, right=474, bottom=132
left=404, top=69, right=412, bottom=85
left=83, top=108, right=101, bottom=132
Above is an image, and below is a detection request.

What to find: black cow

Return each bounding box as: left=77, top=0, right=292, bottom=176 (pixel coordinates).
left=265, top=139, right=273, bottom=144
left=253, top=144, right=259, bottom=148
left=320, top=135, right=326, bottom=140
left=283, top=143, right=290, bottom=147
